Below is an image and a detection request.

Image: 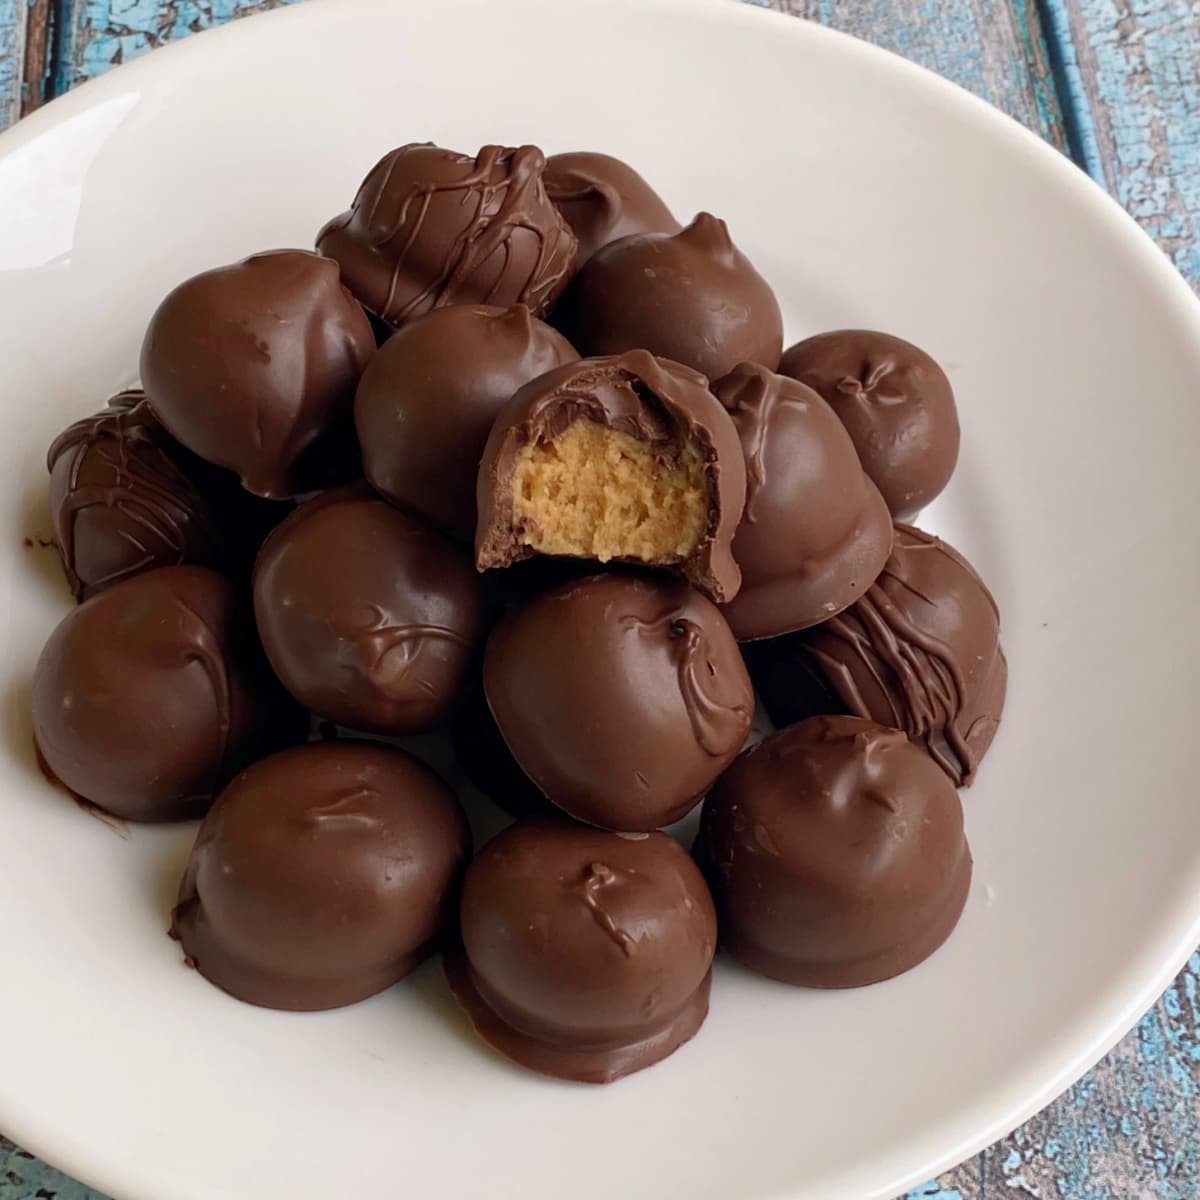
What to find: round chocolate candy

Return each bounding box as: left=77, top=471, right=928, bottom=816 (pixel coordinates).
left=743, top=524, right=1007, bottom=786
left=446, top=821, right=716, bottom=1083
left=317, top=143, right=577, bottom=328
left=555, top=213, right=783, bottom=381
left=172, top=741, right=469, bottom=1011
left=253, top=489, right=485, bottom=734
left=47, top=391, right=223, bottom=601
left=448, top=678, right=557, bottom=821
left=543, top=151, right=679, bottom=265
left=698, top=715, right=972, bottom=987
left=355, top=303, right=578, bottom=543
left=475, top=350, right=747, bottom=605
left=32, top=566, right=301, bottom=823
left=778, top=330, right=960, bottom=520
left=483, top=573, right=753, bottom=831
left=713, top=362, right=894, bottom=640
left=141, top=250, right=374, bottom=498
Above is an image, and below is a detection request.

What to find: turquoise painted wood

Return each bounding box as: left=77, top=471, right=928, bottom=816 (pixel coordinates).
left=0, top=1, right=1198, bottom=1198
left=0, top=0, right=26, bottom=125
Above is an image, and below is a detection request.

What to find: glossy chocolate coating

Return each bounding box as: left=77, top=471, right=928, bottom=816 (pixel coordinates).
left=555, top=213, right=783, bottom=381
left=173, top=741, right=469, bottom=1011
left=141, top=250, right=375, bottom=498
left=476, top=350, right=747, bottom=604
left=483, top=573, right=753, bottom=831
left=699, top=715, right=971, bottom=987
left=317, top=143, right=577, bottom=328
left=32, top=566, right=301, bottom=822
left=47, top=391, right=223, bottom=600
left=543, top=151, right=679, bottom=265
left=714, top=363, right=893, bottom=640
left=449, top=678, right=558, bottom=820
left=254, top=489, right=485, bottom=734
left=446, top=821, right=716, bottom=1083
left=745, top=525, right=1006, bottom=786
left=356, top=304, right=578, bottom=542
left=779, top=330, right=960, bottom=520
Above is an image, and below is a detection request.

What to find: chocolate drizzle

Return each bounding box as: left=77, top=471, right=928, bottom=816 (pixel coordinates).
left=622, top=611, right=751, bottom=757
left=572, top=862, right=636, bottom=957
left=47, top=396, right=221, bottom=600
left=749, top=525, right=1006, bottom=786
left=319, top=143, right=577, bottom=327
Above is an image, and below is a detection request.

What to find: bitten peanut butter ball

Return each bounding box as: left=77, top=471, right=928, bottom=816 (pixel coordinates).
left=476, top=350, right=746, bottom=605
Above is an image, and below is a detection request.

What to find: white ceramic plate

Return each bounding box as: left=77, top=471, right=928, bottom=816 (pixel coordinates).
left=2, top=1, right=1199, bottom=1197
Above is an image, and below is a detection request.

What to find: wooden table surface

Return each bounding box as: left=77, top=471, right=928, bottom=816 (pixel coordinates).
left=0, top=1, right=1197, bottom=1197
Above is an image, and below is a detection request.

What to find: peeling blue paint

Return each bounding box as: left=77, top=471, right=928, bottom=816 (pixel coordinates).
left=0, top=0, right=23, bottom=124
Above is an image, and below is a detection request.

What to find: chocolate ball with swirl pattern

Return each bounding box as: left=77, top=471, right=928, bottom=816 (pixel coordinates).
left=713, top=363, right=893, bottom=641
left=317, top=143, right=577, bottom=328
left=483, top=573, right=753, bottom=831
left=32, top=566, right=302, bottom=823
left=253, top=488, right=485, bottom=734
left=445, top=821, right=716, bottom=1083
left=743, top=524, right=1007, bottom=786
left=47, top=391, right=224, bottom=601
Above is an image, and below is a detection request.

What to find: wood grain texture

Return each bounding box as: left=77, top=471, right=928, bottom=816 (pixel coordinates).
left=54, top=0, right=292, bottom=93
left=0, top=2, right=1198, bottom=1199
left=745, top=0, right=1070, bottom=149
left=0, top=0, right=28, bottom=128
left=1051, top=0, right=1200, bottom=284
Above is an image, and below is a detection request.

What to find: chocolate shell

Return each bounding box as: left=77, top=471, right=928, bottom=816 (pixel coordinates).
left=355, top=303, right=578, bottom=542
left=317, top=143, right=577, bottom=327
left=475, top=350, right=747, bottom=605
left=744, top=524, right=1007, bottom=786
left=32, top=566, right=302, bottom=823
left=172, top=741, right=469, bottom=1011
left=253, top=489, right=485, bottom=735
left=698, top=715, right=972, bottom=987
left=483, top=573, right=753, bottom=832
left=543, top=151, right=679, bottom=265
left=779, top=330, right=960, bottom=520
left=47, top=392, right=223, bottom=600
left=141, top=250, right=375, bottom=498
left=714, top=363, right=893, bottom=640
left=555, top=213, right=783, bottom=380
left=445, top=821, right=716, bottom=1083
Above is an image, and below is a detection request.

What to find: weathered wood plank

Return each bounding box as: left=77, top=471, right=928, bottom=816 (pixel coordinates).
left=1051, top=0, right=1200, bottom=286
left=54, top=0, right=295, bottom=94
left=746, top=0, right=1070, bottom=150
left=0, top=0, right=27, bottom=128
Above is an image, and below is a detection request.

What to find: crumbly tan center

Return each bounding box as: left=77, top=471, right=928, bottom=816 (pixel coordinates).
left=510, top=420, right=707, bottom=564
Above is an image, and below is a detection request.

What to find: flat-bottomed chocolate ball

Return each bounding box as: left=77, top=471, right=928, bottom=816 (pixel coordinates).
left=699, top=715, right=972, bottom=987
left=355, top=304, right=577, bottom=542
left=476, top=350, right=747, bottom=604
left=744, top=524, right=1006, bottom=786
left=32, top=566, right=301, bottom=822
left=555, top=213, right=783, bottom=381
left=317, top=143, right=577, bottom=328
left=713, top=363, right=893, bottom=640
left=141, top=250, right=374, bottom=498
left=254, top=490, right=485, bottom=734
left=446, top=822, right=716, bottom=1083
left=173, top=741, right=469, bottom=1011
left=544, top=151, right=679, bottom=265
left=484, top=573, right=753, bottom=831
left=48, top=392, right=222, bottom=600
left=779, top=330, right=960, bottom=520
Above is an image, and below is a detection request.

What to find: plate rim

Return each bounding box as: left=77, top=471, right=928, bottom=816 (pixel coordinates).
left=2, top=2, right=1200, bottom=1198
